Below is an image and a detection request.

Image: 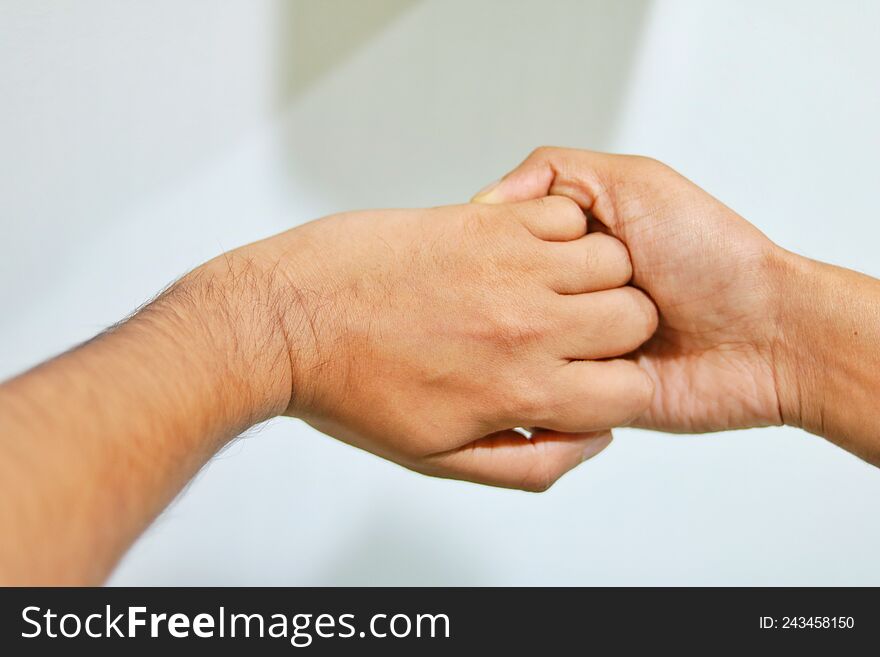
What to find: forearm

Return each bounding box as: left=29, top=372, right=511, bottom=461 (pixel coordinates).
left=0, top=256, right=291, bottom=584
left=0, top=198, right=659, bottom=583
left=775, top=252, right=880, bottom=465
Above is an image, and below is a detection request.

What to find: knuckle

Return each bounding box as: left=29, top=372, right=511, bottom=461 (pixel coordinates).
left=576, top=242, right=601, bottom=281
left=628, top=154, right=664, bottom=170
left=488, top=310, right=546, bottom=351
left=636, top=293, right=659, bottom=339
left=620, top=287, right=659, bottom=340
left=526, top=195, right=585, bottom=237
left=529, top=145, right=558, bottom=161
left=505, top=373, right=550, bottom=421
left=627, top=154, right=676, bottom=181
left=604, top=233, right=632, bottom=266
left=593, top=234, right=633, bottom=280
left=602, top=290, right=635, bottom=330
left=511, top=384, right=545, bottom=419
left=526, top=195, right=551, bottom=216
left=546, top=194, right=583, bottom=218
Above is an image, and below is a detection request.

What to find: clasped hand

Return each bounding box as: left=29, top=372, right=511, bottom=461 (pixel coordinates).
left=194, top=147, right=830, bottom=491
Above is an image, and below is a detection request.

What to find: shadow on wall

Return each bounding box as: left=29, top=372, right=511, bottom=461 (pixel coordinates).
left=274, top=0, right=652, bottom=213
left=2, top=0, right=398, bottom=318
left=0, top=0, right=419, bottom=320
left=0, top=0, right=648, bottom=322
left=273, top=0, right=421, bottom=108
left=260, top=1, right=651, bottom=584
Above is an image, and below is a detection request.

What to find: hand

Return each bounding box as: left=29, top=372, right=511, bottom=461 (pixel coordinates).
left=474, top=148, right=788, bottom=433
left=214, top=199, right=658, bottom=490
left=0, top=197, right=659, bottom=583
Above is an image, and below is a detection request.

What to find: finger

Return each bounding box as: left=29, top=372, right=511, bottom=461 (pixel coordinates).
left=508, top=196, right=587, bottom=241
left=472, top=147, right=634, bottom=234
left=508, top=359, right=654, bottom=433
left=542, top=232, right=632, bottom=294
left=421, top=429, right=612, bottom=492
left=551, top=287, right=658, bottom=360
left=472, top=150, right=560, bottom=203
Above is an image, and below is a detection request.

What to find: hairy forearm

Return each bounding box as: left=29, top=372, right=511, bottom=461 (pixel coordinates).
left=0, top=255, right=291, bottom=584
left=775, top=252, right=880, bottom=465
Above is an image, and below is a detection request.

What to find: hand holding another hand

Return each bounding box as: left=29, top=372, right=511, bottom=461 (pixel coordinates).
left=211, top=199, right=657, bottom=490
left=5, top=145, right=880, bottom=585
left=475, top=147, right=880, bottom=467
left=474, top=148, right=785, bottom=433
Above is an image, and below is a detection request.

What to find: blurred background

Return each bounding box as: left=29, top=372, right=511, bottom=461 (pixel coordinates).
left=1, top=0, right=879, bottom=585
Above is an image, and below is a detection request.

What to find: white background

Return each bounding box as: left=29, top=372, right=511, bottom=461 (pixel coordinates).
left=1, top=0, right=879, bottom=585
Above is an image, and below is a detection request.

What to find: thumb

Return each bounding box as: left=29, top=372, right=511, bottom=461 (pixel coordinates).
left=471, top=147, right=629, bottom=233
left=471, top=154, right=555, bottom=204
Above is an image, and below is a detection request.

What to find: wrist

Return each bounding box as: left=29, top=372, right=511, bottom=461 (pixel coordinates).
left=163, top=249, right=296, bottom=431
left=767, top=249, right=825, bottom=432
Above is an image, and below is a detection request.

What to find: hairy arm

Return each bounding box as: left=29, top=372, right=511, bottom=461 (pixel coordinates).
left=0, top=259, right=291, bottom=584
left=0, top=201, right=656, bottom=584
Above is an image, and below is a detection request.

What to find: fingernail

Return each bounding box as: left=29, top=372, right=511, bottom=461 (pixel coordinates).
left=471, top=178, right=501, bottom=202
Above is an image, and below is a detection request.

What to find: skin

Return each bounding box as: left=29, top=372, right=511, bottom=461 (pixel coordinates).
left=6, top=148, right=879, bottom=585
left=474, top=147, right=880, bottom=466
left=0, top=199, right=657, bottom=584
